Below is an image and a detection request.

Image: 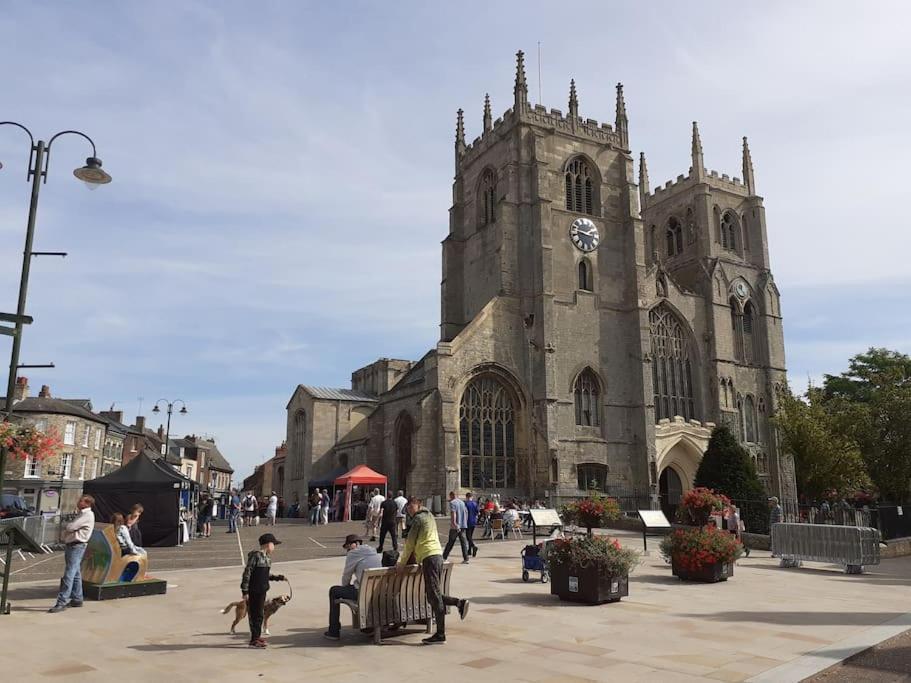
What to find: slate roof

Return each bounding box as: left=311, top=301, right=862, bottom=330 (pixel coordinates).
left=300, top=385, right=378, bottom=402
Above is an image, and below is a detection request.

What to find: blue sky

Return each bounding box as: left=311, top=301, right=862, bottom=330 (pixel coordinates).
left=0, top=2, right=908, bottom=482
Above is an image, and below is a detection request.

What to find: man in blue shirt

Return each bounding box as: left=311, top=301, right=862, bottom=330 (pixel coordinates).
left=442, top=491, right=470, bottom=564
left=464, top=492, right=479, bottom=558
left=227, top=489, right=241, bottom=534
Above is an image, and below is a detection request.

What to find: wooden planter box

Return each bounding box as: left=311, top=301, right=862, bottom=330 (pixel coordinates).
left=671, top=558, right=734, bottom=583
left=550, top=563, right=628, bottom=604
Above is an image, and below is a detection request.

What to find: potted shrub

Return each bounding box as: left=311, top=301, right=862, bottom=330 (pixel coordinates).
left=560, top=493, right=621, bottom=537
left=546, top=535, right=639, bottom=604
left=659, top=525, right=744, bottom=582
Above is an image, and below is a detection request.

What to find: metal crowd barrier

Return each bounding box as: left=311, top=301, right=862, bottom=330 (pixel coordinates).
left=772, top=522, right=881, bottom=574
left=0, top=514, right=64, bottom=559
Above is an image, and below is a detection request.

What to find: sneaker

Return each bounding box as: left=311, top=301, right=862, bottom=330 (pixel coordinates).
left=422, top=633, right=446, bottom=645
left=47, top=604, right=66, bottom=613
left=323, top=631, right=340, bottom=641
left=462, top=558, right=470, bottom=564
left=248, top=639, right=267, bottom=648
left=458, top=599, right=470, bottom=621
left=68, top=601, right=83, bottom=608
left=472, top=546, right=478, bottom=558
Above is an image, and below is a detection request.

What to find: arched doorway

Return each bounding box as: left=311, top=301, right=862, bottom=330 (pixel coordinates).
left=659, top=466, right=683, bottom=521
left=394, top=414, right=414, bottom=493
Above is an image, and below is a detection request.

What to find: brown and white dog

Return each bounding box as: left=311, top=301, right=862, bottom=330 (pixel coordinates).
left=222, top=595, right=291, bottom=636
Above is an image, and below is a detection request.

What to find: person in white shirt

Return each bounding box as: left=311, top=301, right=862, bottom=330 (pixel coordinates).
left=393, top=490, right=408, bottom=533
left=112, top=512, right=146, bottom=557
left=49, top=495, right=96, bottom=613
left=324, top=534, right=382, bottom=640
left=366, top=489, right=385, bottom=542
left=267, top=492, right=278, bottom=526
left=502, top=505, right=519, bottom=535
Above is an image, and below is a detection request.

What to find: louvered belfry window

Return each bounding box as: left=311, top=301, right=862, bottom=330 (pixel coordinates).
left=565, top=158, right=596, bottom=215
left=574, top=369, right=601, bottom=427
left=459, top=377, right=516, bottom=489
left=650, top=304, right=696, bottom=422
left=479, top=169, right=497, bottom=226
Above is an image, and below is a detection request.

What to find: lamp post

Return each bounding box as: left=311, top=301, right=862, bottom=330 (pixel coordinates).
left=0, top=122, right=111, bottom=502
left=152, top=399, right=188, bottom=463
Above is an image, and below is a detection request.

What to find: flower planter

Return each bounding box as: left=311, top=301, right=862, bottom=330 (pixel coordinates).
left=550, top=563, right=629, bottom=604
left=671, top=558, right=734, bottom=583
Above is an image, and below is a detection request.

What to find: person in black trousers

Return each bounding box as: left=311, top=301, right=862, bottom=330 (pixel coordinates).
left=377, top=496, right=400, bottom=552
left=240, top=533, right=285, bottom=648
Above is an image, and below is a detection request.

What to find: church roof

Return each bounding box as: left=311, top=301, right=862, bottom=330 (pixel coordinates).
left=299, top=385, right=378, bottom=402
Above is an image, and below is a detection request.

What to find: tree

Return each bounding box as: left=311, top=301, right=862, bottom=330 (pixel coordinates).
left=822, top=348, right=911, bottom=503
left=694, top=425, right=768, bottom=532
left=772, top=386, right=869, bottom=501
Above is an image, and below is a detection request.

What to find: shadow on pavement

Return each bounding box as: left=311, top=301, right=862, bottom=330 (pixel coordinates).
left=677, top=611, right=905, bottom=626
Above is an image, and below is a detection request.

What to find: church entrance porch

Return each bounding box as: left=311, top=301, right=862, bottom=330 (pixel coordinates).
left=654, top=417, right=715, bottom=518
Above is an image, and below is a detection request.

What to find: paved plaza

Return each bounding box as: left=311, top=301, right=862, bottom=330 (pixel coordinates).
left=4, top=523, right=911, bottom=682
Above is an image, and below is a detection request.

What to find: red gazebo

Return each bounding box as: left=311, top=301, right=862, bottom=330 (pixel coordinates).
left=334, top=465, right=388, bottom=522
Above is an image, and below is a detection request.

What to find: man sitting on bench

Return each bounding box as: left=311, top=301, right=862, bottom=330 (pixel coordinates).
left=324, top=534, right=381, bottom=640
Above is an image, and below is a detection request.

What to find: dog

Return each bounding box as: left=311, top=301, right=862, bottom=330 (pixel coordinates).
left=222, top=594, right=291, bottom=636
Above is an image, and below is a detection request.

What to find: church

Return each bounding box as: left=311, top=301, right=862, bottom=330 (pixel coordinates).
left=284, top=51, right=795, bottom=515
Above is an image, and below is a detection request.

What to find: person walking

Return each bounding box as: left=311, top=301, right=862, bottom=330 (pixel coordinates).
left=242, top=492, right=256, bottom=527
left=266, top=491, right=278, bottom=526
left=768, top=496, right=783, bottom=557
left=377, top=495, right=399, bottom=553
left=200, top=494, right=214, bottom=537
left=227, top=490, right=241, bottom=533
left=308, top=491, right=320, bottom=525
left=464, top=492, right=479, bottom=558
left=396, top=496, right=469, bottom=644
left=320, top=489, right=330, bottom=525
left=393, top=489, right=408, bottom=534
left=442, top=491, right=470, bottom=564
left=240, top=533, right=286, bottom=648
left=324, top=534, right=382, bottom=640
left=48, top=495, right=96, bottom=613
left=366, top=488, right=385, bottom=541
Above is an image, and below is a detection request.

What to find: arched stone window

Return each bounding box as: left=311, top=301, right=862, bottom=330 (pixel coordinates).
left=666, top=217, right=683, bottom=257
left=565, top=157, right=596, bottom=215
left=744, top=395, right=757, bottom=443
left=757, top=397, right=767, bottom=444
left=573, top=368, right=601, bottom=427
left=292, top=410, right=306, bottom=478
left=721, top=211, right=738, bottom=251
left=649, top=304, right=696, bottom=421
left=577, top=462, right=608, bottom=492
left=736, top=394, right=745, bottom=441
left=578, top=259, right=592, bottom=291
left=478, top=169, right=497, bottom=226
left=459, top=376, right=516, bottom=489
left=730, top=298, right=744, bottom=362
left=743, top=301, right=755, bottom=364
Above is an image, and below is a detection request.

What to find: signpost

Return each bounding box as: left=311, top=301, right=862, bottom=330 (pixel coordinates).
left=638, top=509, right=672, bottom=552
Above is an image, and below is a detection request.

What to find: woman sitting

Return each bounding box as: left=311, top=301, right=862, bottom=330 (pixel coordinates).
left=112, top=512, right=146, bottom=557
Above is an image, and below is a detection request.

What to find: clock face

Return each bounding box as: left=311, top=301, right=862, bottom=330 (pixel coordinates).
left=570, top=218, right=600, bottom=252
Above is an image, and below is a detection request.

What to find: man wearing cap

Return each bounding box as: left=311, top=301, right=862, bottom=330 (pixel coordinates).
left=324, top=534, right=382, bottom=640
left=768, top=496, right=783, bottom=556
left=241, top=533, right=286, bottom=648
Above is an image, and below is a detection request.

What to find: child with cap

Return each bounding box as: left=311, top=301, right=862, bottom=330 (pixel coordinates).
left=241, top=532, right=286, bottom=648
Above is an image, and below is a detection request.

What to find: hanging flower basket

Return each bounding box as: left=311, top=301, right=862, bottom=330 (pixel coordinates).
left=0, top=421, right=60, bottom=461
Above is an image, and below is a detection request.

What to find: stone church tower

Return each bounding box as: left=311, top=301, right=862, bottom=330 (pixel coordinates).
left=284, top=52, right=795, bottom=514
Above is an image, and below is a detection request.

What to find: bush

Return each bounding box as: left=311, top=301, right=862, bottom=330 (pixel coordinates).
left=546, top=535, right=639, bottom=577
left=659, top=526, right=744, bottom=571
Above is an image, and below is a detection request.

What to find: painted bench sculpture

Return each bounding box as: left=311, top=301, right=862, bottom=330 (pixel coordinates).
left=80, top=523, right=167, bottom=600
left=335, top=563, right=453, bottom=645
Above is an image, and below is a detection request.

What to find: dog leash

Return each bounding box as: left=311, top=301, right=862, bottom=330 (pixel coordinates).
left=285, top=577, right=293, bottom=601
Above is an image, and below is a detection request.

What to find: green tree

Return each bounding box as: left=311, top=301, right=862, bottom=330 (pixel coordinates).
left=772, top=386, right=869, bottom=501
left=694, top=425, right=768, bottom=532
left=822, top=348, right=911, bottom=503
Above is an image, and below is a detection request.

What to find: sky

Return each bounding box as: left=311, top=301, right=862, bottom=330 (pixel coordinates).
left=0, top=1, right=908, bottom=483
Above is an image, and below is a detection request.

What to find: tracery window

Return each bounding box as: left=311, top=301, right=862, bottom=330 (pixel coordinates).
left=578, top=259, right=592, bottom=291
left=459, top=377, right=516, bottom=489
left=649, top=304, right=696, bottom=422
left=565, top=158, right=596, bottom=215
left=666, top=217, right=683, bottom=257
left=478, top=169, right=497, bottom=226
left=721, top=211, right=737, bottom=251
left=731, top=298, right=744, bottom=362
left=744, top=395, right=757, bottom=443
left=743, top=301, right=755, bottom=364
left=293, top=410, right=306, bottom=478
left=573, top=368, right=601, bottom=427
left=577, top=463, right=608, bottom=492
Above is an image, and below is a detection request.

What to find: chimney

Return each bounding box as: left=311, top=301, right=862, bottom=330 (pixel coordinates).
left=157, top=425, right=165, bottom=440
left=13, top=377, right=28, bottom=401
left=135, top=415, right=146, bottom=432
left=39, top=385, right=52, bottom=398
left=100, top=410, right=123, bottom=423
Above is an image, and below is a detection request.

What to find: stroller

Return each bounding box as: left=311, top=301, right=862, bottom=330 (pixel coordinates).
left=521, top=542, right=550, bottom=583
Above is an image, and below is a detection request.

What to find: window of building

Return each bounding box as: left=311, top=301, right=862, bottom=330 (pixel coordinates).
left=91, top=458, right=98, bottom=479
left=730, top=298, right=745, bottom=362
left=565, top=158, right=596, bottom=215
left=574, top=368, right=601, bottom=427
left=666, top=217, right=683, bottom=257
left=293, top=410, right=306, bottom=479
left=82, top=425, right=91, bottom=448
left=577, top=463, right=609, bottom=492
left=64, top=422, right=76, bottom=446
left=61, top=453, right=72, bottom=479
left=744, top=395, right=757, bottom=443
left=649, top=303, right=696, bottom=421
left=743, top=301, right=755, bottom=364
left=578, top=259, right=592, bottom=291
left=78, top=454, right=87, bottom=480
left=34, top=418, right=48, bottom=433
left=459, top=376, right=516, bottom=489
left=478, top=169, right=497, bottom=226
left=24, top=455, right=40, bottom=478
left=721, top=211, right=737, bottom=250
left=94, top=428, right=102, bottom=450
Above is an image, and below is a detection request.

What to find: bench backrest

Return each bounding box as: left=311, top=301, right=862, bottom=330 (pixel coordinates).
left=81, top=523, right=149, bottom=584
left=355, top=563, right=453, bottom=630
left=772, top=523, right=880, bottom=566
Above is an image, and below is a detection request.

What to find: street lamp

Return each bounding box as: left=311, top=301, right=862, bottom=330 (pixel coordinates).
left=0, top=122, right=111, bottom=506
left=152, top=399, right=188, bottom=463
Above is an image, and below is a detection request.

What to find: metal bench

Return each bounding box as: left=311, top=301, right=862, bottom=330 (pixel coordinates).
left=335, top=562, right=453, bottom=644
left=772, top=523, right=881, bottom=574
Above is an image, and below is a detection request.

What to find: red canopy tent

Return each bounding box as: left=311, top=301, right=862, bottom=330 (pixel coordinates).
left=334, top=465, right=388, bottom=522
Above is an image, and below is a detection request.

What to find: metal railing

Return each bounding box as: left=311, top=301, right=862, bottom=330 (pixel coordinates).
left=0, top=513, right=67, bottom=553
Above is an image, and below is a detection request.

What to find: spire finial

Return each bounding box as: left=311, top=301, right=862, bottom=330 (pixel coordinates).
left=742, top=136, right=756, bottom=194
left=691, top=121, right=705, bottom=181
left=615, top=82, right=629, bottom=148
left=568, top=79, right=579, bottom=119
left=639, top=152, right=650, bottom=210
left=514, top=50, right=528, bottom=113
left=455, top=108, right=466, bottom=171
left=483, top=93, right=492, bottom=133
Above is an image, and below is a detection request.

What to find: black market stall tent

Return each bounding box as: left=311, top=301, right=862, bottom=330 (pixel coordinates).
left=83, top=452, right=196, bottom=547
